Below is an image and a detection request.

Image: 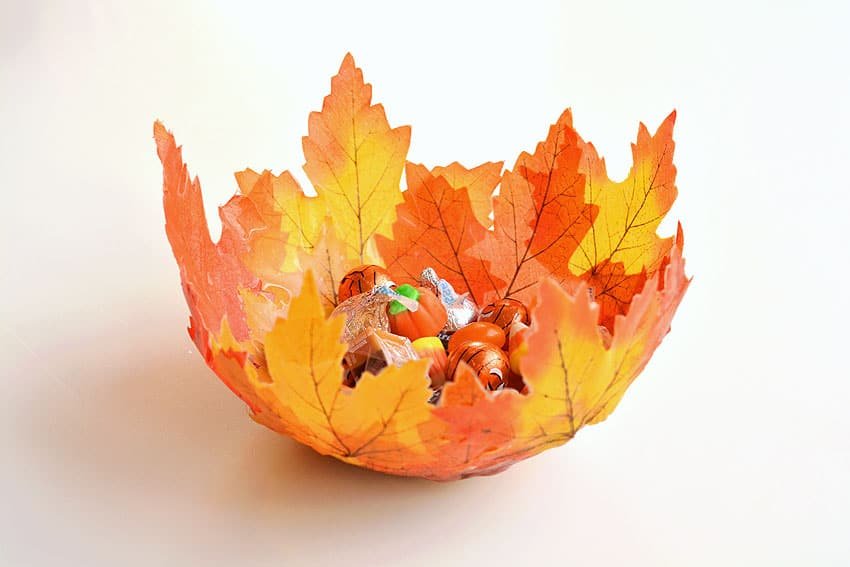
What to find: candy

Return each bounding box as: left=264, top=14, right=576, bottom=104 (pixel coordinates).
left=389, top=285, right=447, bottom=341
left=507, top=320, right=529, bottom=375
left=338, top=264, right=393, bottom=303
left=447, top=322, right=506, bottom=352
left=343, top=329, right=419, bottom=386
left=478, top=298, right=530, bottom=333
left=446, top=341, right=510, bottom=391
left=332, top=284, right=418, bottom=345
left=411, top=336, right=449, bottom=388
left=419, top=267, right=477, bottom=331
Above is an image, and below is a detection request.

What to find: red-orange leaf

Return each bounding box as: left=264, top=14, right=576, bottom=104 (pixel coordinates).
left=472, top=110, right=596, bottom=303
left=429, top=161, right=503, bottom=228
left=432, top=364, right=520, bottom=473
left=154, top=121, right=259, bottom=342
left=156, top=55, right=691, bottom=481
left=580, top=260, right=648, bottom=332
left=376, top=163, right=502, bottom=303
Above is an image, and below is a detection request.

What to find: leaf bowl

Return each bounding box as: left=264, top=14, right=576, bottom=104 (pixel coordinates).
left=154, top=54, right=689, bottom=481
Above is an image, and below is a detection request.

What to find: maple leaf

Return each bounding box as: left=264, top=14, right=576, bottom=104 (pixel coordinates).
left=432, top=364, right=520, bottom=474
left=156, top=55, right=691, bottom=481
left=518, top=240, right=689, bottom=441
left=295, top=223, right=353, bottom=312
left=255, top=271, right=436, bottom=462
left=429, top=161, right=503, bottom=228
left=579, top=260, right=648, bottom=332
left=569, top=111, right=678, bottom=278
left=302, top=53, right=410, bottom=263
left=375, top=163, right=502, bottom=303
left=472, top=110, right=596, bottom=303
left=154, top=121, right=259, bottom=342
left=233, top=168, right=325, bottom=275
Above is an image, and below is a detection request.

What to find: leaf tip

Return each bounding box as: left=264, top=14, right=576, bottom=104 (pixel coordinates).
left=341, top=51, right=356, bottom=69
left=153, top=120, right=176, bottom=162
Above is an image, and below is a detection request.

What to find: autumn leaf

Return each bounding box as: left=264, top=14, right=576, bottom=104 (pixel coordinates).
left=569, top=111, right=678, bottom=277
left=255, top=271, right=435, bottom=462
left=154, top=121, right=259, bottom=342
left=239, top=284, right=291, bottom=343
left=518, top=239, right=689, bottom=440
left=472, top=110, right=596, bottom=303
left=206, top=319, right=270, bottom=414
left=429, top=161, right=503, bottom=228
left=157, top=55, right=691, bottom=481
left=432, top=364, right=520, bottom=473
left=375, top=163, right=502, bottom=303
left=233, top=168, right=325, bottom=275
left=302, top=53, right=410, bottom=263
left=580, top=260, right=648, bottom=332
left=295, top=223, right=354, bottom=312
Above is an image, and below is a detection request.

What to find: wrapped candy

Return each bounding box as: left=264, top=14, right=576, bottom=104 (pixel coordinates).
left=446, top=341, right=510, bottom=391
left=447, top=322, right=506, bottom=352
left=419, top=267, right=477, bottom=332
left=338, top=264, right=394, bottom=303
left=388, top=284, right=447, bottom=341
left=332, top=284, right=418, bottom=345
left=478, top=298, right=530, bottom=334
left=344, top=329, right=419, bottom=386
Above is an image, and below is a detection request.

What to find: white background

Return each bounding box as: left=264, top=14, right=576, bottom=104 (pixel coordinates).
left=2, top=1, right=848, bottom=565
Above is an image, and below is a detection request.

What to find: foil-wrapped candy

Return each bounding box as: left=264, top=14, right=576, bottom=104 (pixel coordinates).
left=331, top=284, right=419, bottom=345
left=338, top=264, right=394, bottom=303
left=343, top=328, right=419, bottom=386
left=418, top=267, right=478, bottom=332
left=446, top=341, right=510, bottom=392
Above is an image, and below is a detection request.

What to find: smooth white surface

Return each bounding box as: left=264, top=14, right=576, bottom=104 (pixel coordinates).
left=2, top=1, right=849, bottom=565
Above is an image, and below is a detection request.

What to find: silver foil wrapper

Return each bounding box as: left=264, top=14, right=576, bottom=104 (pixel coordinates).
left=331, top=284, right=418, bottom=345
left=419, top=267, right=478, bottom=332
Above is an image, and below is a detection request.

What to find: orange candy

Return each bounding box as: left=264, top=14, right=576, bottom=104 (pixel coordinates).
left=478, top=298, right=530, bottom=332
left=447, top=322, right=506, bottom=352
left=338, top=264, right=393, bottom=302
left=447, top=341, right=510, bottom=391
left=389, top=286, right=448, bottom=341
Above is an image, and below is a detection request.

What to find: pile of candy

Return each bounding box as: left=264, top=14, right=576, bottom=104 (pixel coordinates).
left=331, top=265, right=530, bottom=401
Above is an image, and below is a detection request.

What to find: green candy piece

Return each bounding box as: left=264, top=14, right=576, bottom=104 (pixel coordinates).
left=389, top=284, right=420, bottom=315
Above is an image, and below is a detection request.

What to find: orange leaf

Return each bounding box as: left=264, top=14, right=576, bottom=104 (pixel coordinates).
left=579, top=260, right=648, bottom=333
left=429, top=161, right=503, bottom=228
left=376, top=163, right=502, bottom=303
left=157, top=55, right=691, bottom=481
left=154, top=121, right=259, bottom=342
left=232, top=168, right=325, bottom=275
left=302, top=53, right=410, bottom=263
left=472, top=110, right=596, bottom=303
left=432, top=364, right=519, bottom=473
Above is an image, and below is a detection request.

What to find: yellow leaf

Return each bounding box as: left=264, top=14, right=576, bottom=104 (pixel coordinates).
left=256, top=271, right=434, bottom=461
left=519, top=247, right=688, bottom=441
left=297, top=223, right=357, bottom=312
left=302, top=53, right=410, bottom=262
left=570, top=112, right=678, bottom=276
